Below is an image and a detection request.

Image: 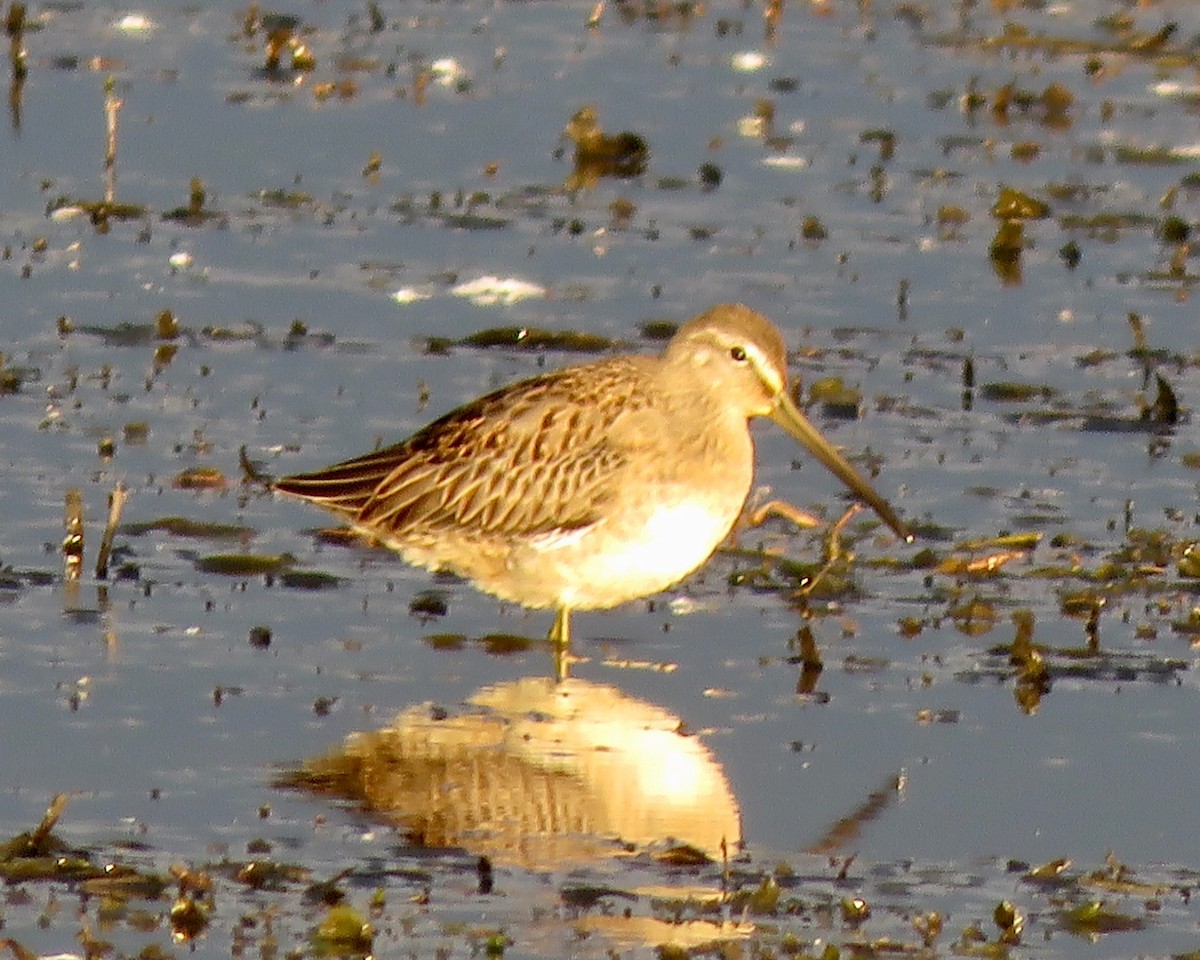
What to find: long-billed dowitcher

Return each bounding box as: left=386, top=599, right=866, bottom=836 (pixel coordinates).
left=274, top=303, right=909, bottom=647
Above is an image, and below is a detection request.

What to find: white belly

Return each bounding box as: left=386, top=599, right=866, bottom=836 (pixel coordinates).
left=526, top=499, right=739, bottom=610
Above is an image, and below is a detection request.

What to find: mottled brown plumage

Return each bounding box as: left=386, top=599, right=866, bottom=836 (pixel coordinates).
left=275, top=303, right=909, bottom=646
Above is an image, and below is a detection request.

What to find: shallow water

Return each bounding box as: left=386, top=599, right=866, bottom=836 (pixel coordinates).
left=4, top=0, right=1200, bottom=957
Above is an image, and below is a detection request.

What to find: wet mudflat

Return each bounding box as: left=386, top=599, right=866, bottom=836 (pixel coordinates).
left=4, top=0, right=1200, bottom=957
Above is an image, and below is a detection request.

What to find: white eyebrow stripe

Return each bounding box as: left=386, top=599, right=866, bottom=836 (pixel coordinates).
left=742, top=341, right=782, bottom=392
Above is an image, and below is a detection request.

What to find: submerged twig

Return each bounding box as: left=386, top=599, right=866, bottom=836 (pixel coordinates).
left=7, top=2, right=27, bottom=131
left=1, top=793, right=70, bottom=862
left=793, top=623, right=823, bottom=695
left=796, top=503, right=862, bottom=597
left=29, top=794, right=68, bottom=853
left=764, top=0, right=783, bottom=45
left=746, top=498, right=822, bottom=530
left=95, top=482, right=127, bottom=579
left=805, top=771, right=904, bottom=855
left=0, top=938, right=38, bottom=960
left=63, top=489, right=84, bottom=581
left=104, top=75, right=121, bottom=206
left=239, top=444, right=273, bottom=486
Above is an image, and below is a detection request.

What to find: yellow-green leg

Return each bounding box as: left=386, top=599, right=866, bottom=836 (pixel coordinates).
left=549, top=606, right=571, bottom=648
left=550, top=607, right=571, bottom=682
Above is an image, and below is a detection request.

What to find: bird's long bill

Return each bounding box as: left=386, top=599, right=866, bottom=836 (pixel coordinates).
left=770, top=392, right=912, bottom=542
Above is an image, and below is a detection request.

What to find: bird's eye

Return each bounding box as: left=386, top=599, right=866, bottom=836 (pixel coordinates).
left=730, top=346, right=748, bottom=363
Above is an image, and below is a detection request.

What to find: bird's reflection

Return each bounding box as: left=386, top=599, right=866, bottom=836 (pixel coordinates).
left=284, top=676, right=740, bottom=870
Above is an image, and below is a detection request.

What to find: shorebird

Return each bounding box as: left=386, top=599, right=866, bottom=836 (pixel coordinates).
left=274, top=303, right=909, bottom=648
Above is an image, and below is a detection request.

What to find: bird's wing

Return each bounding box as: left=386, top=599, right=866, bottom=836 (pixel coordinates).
left=275, top=360, right=647, bottom=538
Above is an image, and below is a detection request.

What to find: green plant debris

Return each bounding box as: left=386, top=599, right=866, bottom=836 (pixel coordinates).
left=172, top=466, right=228, bottom=490
left=163, top=176, right=224, bottom=224
left=279, top=570, right=341, bottom=590
left=122, top=516, right=252, bottom=539
left=1059, top=591, right=1105, bottom=617
left=560, top=884, right=638, bottom=909
left=8, top=785, right=1188, bottom=960
left=69, top=316, right=186, bottom=347
left=979, top=382, right=1057, bottom=403
left=439, top=213, right=510, bottom=230
left=283, top=320, right=336, bottom=349
left=947, top=597, right=998, bottom=636
left=312, top=904, right=374, bottom=954
left=860, top=128, right=896, bottom=161
left=410, top=590, right=449, bottom=618
left=1011, top=140, right=1040, bottom=162
left=1144, top=373, right=1179, bottom=424
left=0, top=796, right=167, bottom=891
left=201, top=321, right=267, bottom=342
left=841, top=895, right=871, bottom=923
left=1159, top=216, right=1189, bottom=243
left=800, top=216, right=828, bottom=240
left=992, top=187, right=1050, bottom=220
left=424, top=633, right=466, bottom=650
left=656, top=845, right=715, bottom=869
left=195, top=553, right=295, bottom=576
left=989, top=220, right=1024, bottom=281
left=1084, top=855, right=1173, bottom=897
left=937, top=203, right=970, bottom=234
left=1178, top=545, right=1200, bottom=578
left=640, top=319, right=679, bottom=341
left=725, top=545, right=857, bottom=601
left=988, top=80, right=1073, bottom=127
left=0, top=356, right=39, bottom=393
left=227, top=859, right=310, bottom=890
left=1075, top=348, right=1120, bottom=368
left=258, top=188, right=314, bottom=208
left=958, top=532, right=1042, bottom=552
left=561, top=104, right=649, bottom=191
left=808, top=377, right=862, bottom=418
left=1059, top=211, right=1158, bottom=234
left=462, top=326, right=618, bottom=352
left=169, top=895, right=211, bottom=940
left=1022, top=858, right=1073, bottom=886
left=1062, top=900, right=1144, bottom=936
left=1113, top=144, right=1192, bottom=165
left=46, top=196, right=146, bottom=224
left=930, top=20, right=1189, bottom=61
left=477, top=633, right=534, bottom=655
